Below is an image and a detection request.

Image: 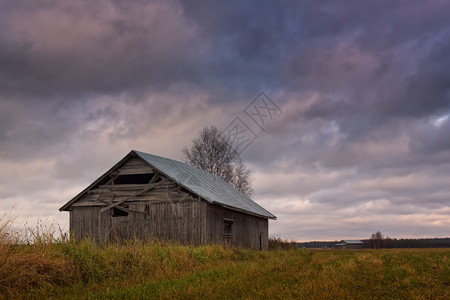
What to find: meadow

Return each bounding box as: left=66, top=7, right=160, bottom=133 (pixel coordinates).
left=1, top=217, right=449, bottom=299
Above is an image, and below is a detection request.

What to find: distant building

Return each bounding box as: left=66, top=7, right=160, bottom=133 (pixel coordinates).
left=334, top=240, right=363, bottom=249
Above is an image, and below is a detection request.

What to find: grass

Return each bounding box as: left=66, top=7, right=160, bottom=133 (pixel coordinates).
left=1, top=215, right=449, bottom=299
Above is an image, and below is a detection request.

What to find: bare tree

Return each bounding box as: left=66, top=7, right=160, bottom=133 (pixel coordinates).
left=182, top=126, right=253, bottom=196
left=370, top=231, right=384, bottom=249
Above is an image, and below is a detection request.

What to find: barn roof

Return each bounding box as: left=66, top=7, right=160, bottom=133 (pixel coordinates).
left=134, top=151, right=275, bottom=219
left=340, top=240, right=363, bottom=244
left=60, top=150, right=276, bottom=220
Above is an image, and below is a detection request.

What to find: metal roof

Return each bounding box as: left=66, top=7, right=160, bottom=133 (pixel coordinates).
left=134, top=150, right=276, bottom=219
left=341, top=240, right=363, bottom=244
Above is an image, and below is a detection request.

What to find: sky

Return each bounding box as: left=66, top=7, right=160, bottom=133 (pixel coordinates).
left=1, top=0, right=449, bottom=241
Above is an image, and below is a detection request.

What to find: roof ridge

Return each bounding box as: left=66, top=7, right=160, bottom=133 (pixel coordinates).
left=133, top=150, right=229, bottom=184
left=134, top=150, right=276, bottom=219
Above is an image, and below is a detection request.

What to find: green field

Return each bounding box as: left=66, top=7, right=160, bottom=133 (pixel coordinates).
left=1, top=236, right=449, bottom=299
left=0, top=217, right=449, bottom=299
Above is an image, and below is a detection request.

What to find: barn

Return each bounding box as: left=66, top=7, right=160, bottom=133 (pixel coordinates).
left=334, top=240, right=363, bottom=249
left=59, top=150, right=276, bottom=250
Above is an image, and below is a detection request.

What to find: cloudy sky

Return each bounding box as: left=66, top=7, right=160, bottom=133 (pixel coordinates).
left=1, top=0, right=449, bottom=241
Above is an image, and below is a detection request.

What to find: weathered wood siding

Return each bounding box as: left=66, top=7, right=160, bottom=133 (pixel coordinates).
left=70, top=201, right=206, bottom=244
left=72, top=181, right=184, bottom=207
left=68, top=155, right=270, bottom=249
left=205, top=204, right=269, bottom=250
left=69, top=207, right=109, bottom=242
left=116, top=157, right=155, bottom=174
left=115, top=201, right=206, bottom=244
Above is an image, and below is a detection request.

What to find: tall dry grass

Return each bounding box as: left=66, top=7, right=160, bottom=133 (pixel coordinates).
left=268, top=236, right=295, bottom=250
left=0, top=214, right=243, bottom=298
left=0, top=214, right=73, bottom=296
left=1, top=215, right=449, bottom=299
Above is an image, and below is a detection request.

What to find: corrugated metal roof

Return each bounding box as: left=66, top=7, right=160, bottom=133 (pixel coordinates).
left=341, top=240, right=363, bottom=244
left=134, top=150, right=276, bottom=219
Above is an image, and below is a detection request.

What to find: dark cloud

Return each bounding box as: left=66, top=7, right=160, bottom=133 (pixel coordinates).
left=410, top=117, right=450, bottom=155
left=0, top=0, right=204, bottom=100
left=1, top=0, right=449, bottom=240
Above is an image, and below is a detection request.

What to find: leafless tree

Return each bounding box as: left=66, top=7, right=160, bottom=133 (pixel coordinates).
left=182, top=126, right=253, bottom=196
left=371, top=231, right=384, bottom=249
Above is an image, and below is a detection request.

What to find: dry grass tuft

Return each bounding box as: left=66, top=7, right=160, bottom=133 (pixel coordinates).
left=1, top=215, right=449, bottom=299
left=268, top=236, right=295, bottom=250
left=0, top=214, right=73, bottom=296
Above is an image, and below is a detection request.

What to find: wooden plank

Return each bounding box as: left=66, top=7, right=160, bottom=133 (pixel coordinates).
left=71, top=202, right=104, bottom=207
left=98, top=184, right=165, bottom=190
left=120, top=157, right=149, bottom=167
left=97, top=180, right=175, bottom=190
left=117, top=168, right=154, bottom=175
left=85, top=189, right=186, bottom=200
left=149, top=172, right=161, bottom=184
left=99, top=178, right=169, bottom=214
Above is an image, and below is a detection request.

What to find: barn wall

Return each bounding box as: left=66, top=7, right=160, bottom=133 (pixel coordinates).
left=115, top=201, right=206, bottom=244
left=205, top=204, right=268, bottom=250
left=69, top=206, right=109, bottom=242
left=343, top=244, right=363, bottom=250
left=72, top=180, right=182, bottom=207
left=69, top=156, right=209, bottom=244
left=70, top=201, right=207, bottom=244
left=116, top=157, right=155, bottom=174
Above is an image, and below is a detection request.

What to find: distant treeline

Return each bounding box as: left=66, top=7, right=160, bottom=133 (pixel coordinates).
left=294, top=241, right=338, bottom=249
left=295, top=238, right=450, bottom=249
left=362, top=238, right=450, bottom=249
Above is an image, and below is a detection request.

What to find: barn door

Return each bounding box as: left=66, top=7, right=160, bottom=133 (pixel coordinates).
left=223, top=219, right=233, bottom=246
left=109, top=207, right=130, bottom=242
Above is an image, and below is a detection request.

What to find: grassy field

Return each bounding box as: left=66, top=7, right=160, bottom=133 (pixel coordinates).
left=1, top=219, right=449, bottom=299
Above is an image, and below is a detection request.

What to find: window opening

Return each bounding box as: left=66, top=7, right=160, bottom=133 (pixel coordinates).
left=113, top=173, right=154, bottom=184
left=223, top=219, right=234, bottom=243
left=111, top=205, right=129, bottom=217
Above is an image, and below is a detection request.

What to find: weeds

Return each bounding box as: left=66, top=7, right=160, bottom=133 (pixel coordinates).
left=0, top=216, right=449, bottom=299
left=268, top=236, right=295, bottom=250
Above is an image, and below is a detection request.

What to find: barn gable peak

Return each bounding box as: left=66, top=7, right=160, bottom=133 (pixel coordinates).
left=59, top=150, right=276, bottom=220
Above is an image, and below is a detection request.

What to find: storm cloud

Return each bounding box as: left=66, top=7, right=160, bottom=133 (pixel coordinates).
left=1, top=0, right=449, bottom=241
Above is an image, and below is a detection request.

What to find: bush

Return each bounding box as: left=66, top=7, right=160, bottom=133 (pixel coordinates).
left=268, top=236, right=295, bottom=250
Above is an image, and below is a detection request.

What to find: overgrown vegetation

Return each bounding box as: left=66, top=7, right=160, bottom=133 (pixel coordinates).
left=1, top=215, right=449, bottom=299
left=268, top=236, right=295, bottom=250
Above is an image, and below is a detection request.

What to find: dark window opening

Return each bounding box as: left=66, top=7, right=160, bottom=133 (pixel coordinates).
left=98, top=176, right=111, bottom=185
left=112, top=206, right=129, bottom=217
left=223, top=219, right=233, bottom=242
left=93, top=175, right=113, bottom=189
left=113, top=173, right=155, bottom=184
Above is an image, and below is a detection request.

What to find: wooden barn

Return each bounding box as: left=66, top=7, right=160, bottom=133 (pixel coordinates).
left=59, top=150, right=276, bottom=250
left=334, top=240, right=363, bottom=249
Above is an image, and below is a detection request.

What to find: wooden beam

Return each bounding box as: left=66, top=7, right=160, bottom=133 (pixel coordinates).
left=117, top=169, right=154, bottom=175
left=98, top=184, right=169, bottom=190
left=71, top=202, right=104, bottom=207
left=103, top=173, right=120, bottom=186
left=99, top=178, right=168, bottom=215
left=113, top=205, right=146, bottom=214
left=149, top=172, right=161, bottom=184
